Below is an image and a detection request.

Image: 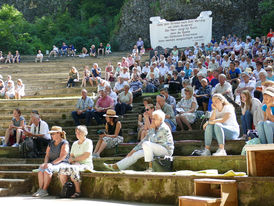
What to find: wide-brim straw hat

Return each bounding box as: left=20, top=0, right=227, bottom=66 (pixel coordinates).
left=49, top=126, right=64, bottom=134
left=103, top=109, right=118, bottom=118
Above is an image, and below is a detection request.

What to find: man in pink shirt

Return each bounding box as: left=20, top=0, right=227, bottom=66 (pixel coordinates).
left=92, top=90, right=114, bottom=125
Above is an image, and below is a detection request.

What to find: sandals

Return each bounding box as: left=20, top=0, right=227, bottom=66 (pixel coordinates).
left=71, top=192, right=81, bottom=198
left=103, top=163, right=119, bottom=171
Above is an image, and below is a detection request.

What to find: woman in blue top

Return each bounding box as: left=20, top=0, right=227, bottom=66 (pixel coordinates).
left=1, top=109, right=25, bottom=147
left=257, top=87, right=274, bottom=144
left=33, top=126, right=69, bottom=197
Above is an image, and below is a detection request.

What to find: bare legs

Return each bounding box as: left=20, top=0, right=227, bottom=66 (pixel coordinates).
left=38, top=171, right=52, bottom=191
left=176, top=115, right=192, bottom=131
left=59, top=174, right=81, bottom=194
left=93, top=139, right=107, bottom=156
left=4, top=128, right=22, bottom=145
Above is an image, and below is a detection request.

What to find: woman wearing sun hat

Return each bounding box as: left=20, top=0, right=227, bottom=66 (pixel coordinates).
left=33, top=126, right=69, bottom=197
left=257, top=87, right=274, bottom=144
left=93, top=109, right=123, bottom=158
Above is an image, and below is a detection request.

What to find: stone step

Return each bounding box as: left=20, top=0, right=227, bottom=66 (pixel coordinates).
left=30, top=171, right=274, bottom=205
left=0, top=178, right=28, bottom=188
left=0, top=171, right=33, bottom=179
left=0, top=164, right=40, bottom=171
left=0, top=139, right=246, bottom=158
left=0, top=155, right=246, bottom=173
left=0, top=188, right=9, bottom=197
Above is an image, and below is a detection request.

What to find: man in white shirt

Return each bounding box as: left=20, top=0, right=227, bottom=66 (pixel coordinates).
left=23, top=113, right=51, bottom=156
left=253, top=61, right=265, bottom=81
left=221, top=54, right=231, bottom=69
left=114, top=77, right=128, bottom=94
left=197, top=62, right=207, bottom=76
left=146, top=64, right=159, bottom=80
left=212, top=74, right=234, bottom=100
left=35, top=50, right=43, bottom=63
left=158, top=61, right=168, bottom=83
left=239, top=55, right=248, bottom=71
left=141, top=62, right=150, bottom=79
left=235, top=72, right=256, bottom=104
left=208, top=57, right=219, bottom=71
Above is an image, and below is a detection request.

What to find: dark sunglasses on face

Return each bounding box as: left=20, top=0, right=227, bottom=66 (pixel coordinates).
left=145, top=109, right=149, bottom=111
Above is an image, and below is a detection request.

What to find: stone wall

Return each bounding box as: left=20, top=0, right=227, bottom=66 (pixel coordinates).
left=0, top=0, right=69, bottom=22
left=114, top=0, right=262, bottom=51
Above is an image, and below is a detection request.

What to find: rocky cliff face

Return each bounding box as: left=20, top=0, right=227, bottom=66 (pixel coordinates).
left=114, top=0, right=262, bottom=50
left=0, top=0, right=69, bottom=22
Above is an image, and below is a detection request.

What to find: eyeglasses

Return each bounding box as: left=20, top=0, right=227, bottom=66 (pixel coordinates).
left=266, top=70, right=272, bottom=72
left=145, top=109, right=150, bottom=111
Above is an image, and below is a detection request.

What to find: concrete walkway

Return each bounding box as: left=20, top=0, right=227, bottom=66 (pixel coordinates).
left=0, top=196, right=172, bottom=206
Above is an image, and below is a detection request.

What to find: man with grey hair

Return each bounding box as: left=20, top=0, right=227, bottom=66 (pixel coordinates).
left=212, top=74, right=234, bottom=100
left=103, top=110, right=174, bottom=171
left=23, top=113, right=51, bottom=156
left=71, top=89, right=94, bottom=126
left=156, top=94, right=177, bottom=132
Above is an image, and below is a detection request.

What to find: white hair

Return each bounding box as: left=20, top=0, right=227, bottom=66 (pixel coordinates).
left=259, top=70, right=267, bottom=77
left=152, top=110, right=165, bottom=123
left=76, top=125, right=88, bottom=136
left=31, top=113, right=40, bottom=120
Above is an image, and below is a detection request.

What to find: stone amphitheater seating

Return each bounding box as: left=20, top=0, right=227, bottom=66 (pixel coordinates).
left=0, top=54, right=273, bottom=205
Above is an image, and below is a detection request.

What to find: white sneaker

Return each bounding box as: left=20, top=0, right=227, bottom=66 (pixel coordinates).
left=32, top=188, right=42, bottom=197
left=200, top=148, right=211, bottom=156
left=36, top=189, right=48, bottom=197
left=212, top=149, right=227, bottom=156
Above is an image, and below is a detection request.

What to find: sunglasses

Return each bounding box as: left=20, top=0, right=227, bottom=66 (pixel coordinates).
left=145, top=109, right=150, bottom=111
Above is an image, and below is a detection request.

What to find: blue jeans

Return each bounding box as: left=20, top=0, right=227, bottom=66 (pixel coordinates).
left=257, top=121, right=274, bottom=144
left=205, top=123, right=239, bottom=146
left=145, top=83, right=158, bottom=93
left=71, top=110, right=92, bottom=126
left=241, top=110, right=253, bottom=135
left=164, top=119, right=176, bottom=132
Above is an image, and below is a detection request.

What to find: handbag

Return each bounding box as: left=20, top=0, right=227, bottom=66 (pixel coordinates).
left=152, top=156, right=173, bottom=172
left=19, top=137, right=36, bottom=158
left=60, top=181, right=75, bottom=198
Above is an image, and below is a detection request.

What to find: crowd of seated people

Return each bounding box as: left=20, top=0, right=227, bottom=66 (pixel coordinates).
left=0, top=33, right=273, bottom=170
left=0, top=50, right=21, bottom=64
left=0, top=75, right=25, bottom=99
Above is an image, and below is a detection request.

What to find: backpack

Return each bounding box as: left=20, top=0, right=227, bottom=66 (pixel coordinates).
left=60, top=181, right=75, bottom=198
left=19, top=137, right=37, bottom=158
left=152, top=156, right=173, bottom=172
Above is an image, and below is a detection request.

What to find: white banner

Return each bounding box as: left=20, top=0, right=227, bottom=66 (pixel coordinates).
left=149, top=11, right=212, bottom=49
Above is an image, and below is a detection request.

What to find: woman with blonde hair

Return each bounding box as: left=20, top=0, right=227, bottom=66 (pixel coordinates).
left=201, top=94, right=239, bottom=156
left=67, top=67, right=79, bottom=88
left=33, top=126, right=69, bottom=197
left=257, top=87, right=274, bottom=144
left=81, top=66, right=91, bottom=87
left=15, top=79, right=25, bottom=99
left=176, top=86, right=198, bottom=131
left=240, top=90, right=264, bottom=139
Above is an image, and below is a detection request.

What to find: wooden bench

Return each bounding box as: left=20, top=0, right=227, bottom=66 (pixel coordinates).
left=179, top=178, right=238, bottom=206
left=245, top=144, right=274, bottom=176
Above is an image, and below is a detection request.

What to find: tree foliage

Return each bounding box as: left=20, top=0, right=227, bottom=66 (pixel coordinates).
left=0, top=1, right=125, bottom=54
left=248, top=0, right=274, bottom=38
